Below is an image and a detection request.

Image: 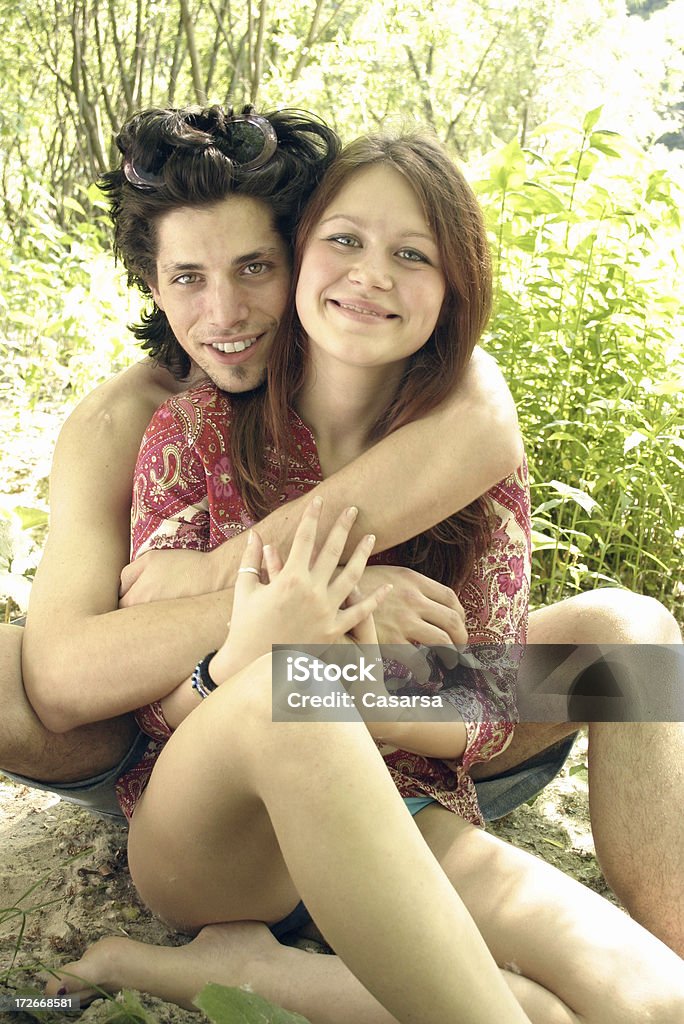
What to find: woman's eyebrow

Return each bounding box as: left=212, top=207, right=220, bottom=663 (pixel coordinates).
left=318, top=214, right=434, bottom=242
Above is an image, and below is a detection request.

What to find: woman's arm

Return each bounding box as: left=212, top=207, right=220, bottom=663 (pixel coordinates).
left=361, top=458, right=532, bottom=763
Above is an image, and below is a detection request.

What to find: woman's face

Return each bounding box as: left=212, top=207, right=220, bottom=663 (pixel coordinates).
left=295, top=164, right=446, bottom=372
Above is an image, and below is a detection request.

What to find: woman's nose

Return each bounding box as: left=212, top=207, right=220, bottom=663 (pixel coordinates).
left=347, top=250, right=393, bottom=290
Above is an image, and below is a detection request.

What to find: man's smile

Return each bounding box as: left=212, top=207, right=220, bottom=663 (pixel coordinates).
left=209, top=336, right=259, bottom=353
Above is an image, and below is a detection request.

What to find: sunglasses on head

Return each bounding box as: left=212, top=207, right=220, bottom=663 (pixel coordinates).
left=123, top=113, right=278, bottom=189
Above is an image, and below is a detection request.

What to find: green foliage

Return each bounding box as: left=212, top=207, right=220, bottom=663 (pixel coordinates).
left=0, top=499, right=48, bottom=616
left=195, top=982, right=312, bottom=1023
left=1, top=186, right=141, bottom=404
left=476, top=111, right=684, bottom=618
left=2, top=0, right=681, bottom=212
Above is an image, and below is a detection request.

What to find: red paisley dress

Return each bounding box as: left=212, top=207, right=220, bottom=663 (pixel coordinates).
left=117, top=381, right=531, bottom=825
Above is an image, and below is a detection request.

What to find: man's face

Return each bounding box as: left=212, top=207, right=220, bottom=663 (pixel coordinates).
left=149, top=195, right=290, bottom=393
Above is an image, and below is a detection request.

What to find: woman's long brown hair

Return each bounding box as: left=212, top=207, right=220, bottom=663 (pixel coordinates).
left=229, top=132, right=496, bottom=587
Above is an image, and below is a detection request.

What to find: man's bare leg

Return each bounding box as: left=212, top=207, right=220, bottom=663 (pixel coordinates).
left=0, top=623, right=138, bottom=783
left=472, top=588, right=684, bottom=956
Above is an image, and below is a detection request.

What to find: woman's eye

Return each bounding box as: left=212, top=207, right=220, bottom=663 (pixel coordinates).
left=328, top=234, right=360, bottom=248
left=397, top=248, right=427, bottom=263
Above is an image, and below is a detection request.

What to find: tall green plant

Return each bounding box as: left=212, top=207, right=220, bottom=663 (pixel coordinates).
left=477, top=109, right=684, bottom=619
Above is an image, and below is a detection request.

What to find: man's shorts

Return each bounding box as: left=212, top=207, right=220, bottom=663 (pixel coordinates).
left=1, top=731, right=151, bottom=820
left=2, top=731, right=577, bottom=823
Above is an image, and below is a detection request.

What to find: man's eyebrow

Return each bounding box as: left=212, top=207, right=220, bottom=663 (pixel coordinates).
left=318, top=214, right=435, bottom=243
left=235, top=246, right=284, bottom=265
left=159, top=262, right=203, bottom=275
left=159, top=247, right=284, bottom=276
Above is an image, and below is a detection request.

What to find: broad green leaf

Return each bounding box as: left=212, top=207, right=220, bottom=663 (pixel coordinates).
left=582, top=106, right=603, bottom=133
left=15, top=506, right=49, bottom=530
left=491, top=140, right=526, bottom=191
left=623, top=430, right=648, bottom=455
left=530, top=529, right=581, bottom=554
left=195, top=983, right=312, bottom=1023
left=589, top=136, right=621, bottom=158
left=547, top=481, right=599, bottom=515
left=520, top=182, right=566, bottom=213
left=62, top=196, right=87, bottom=216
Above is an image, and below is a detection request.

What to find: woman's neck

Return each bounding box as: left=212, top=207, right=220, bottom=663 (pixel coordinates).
left=295, top=356, right=405, bottom=477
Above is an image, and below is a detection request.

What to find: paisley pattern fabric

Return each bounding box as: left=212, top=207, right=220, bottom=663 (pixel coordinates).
left=117, top=380, right=531, bottom=825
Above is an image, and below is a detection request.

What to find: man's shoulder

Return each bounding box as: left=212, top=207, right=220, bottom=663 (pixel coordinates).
left=63, top=359, right=180, bottom=437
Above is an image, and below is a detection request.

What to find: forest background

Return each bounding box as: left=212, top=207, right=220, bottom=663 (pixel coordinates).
left=1, top=0, right=683, bottom=625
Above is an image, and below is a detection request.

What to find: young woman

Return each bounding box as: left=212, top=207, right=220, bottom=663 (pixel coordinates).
left=46, top=134, right=684, bottom=1023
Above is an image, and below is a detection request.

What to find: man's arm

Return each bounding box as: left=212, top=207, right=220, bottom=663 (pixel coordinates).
left=122, top=347, right=522, bottom=603
left=24, top=348, right=520, bottom=731
left=22, top=365, right=232, bottom=732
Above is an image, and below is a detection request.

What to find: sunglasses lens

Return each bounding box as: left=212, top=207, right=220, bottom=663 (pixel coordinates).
left=226, top=121, right=265, bottom=163
left=225, top=115, right=278, bottom=171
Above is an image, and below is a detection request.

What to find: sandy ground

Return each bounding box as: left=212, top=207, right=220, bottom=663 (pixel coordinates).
left=0, top=732, right=619, bottom=1023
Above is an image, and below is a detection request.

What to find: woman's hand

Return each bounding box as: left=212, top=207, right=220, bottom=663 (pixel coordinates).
left=209, top=499, right=392, bottom=683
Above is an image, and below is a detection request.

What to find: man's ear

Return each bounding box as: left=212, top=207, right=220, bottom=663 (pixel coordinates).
left=147, top=278, right=164, bottom=311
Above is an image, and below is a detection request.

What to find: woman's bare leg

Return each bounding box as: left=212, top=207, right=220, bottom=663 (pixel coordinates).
left=100, top=653, right=526, bottom=1024
left=418, top=802, right=684, bottom=1024
left=46, top=801, right=682, bottom=1024
left=0, top=623, right=137, bottom=782
left=45, top=920, right=584, bottom=1024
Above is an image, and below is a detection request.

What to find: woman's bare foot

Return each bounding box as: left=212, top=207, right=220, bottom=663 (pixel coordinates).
left=44, top=921, right=286, bottom=1011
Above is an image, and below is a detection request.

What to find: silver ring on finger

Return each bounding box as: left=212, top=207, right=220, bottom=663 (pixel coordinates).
left=237, top=567, right=261, bottom=576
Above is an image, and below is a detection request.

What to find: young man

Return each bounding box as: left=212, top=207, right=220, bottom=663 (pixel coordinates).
left=5, top=105, right=682, bottom=956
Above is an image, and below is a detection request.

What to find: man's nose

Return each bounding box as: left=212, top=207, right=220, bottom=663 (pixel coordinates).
left=347, top=250, right=393, bottom=290
left=207, top=280, right=250, bottom=327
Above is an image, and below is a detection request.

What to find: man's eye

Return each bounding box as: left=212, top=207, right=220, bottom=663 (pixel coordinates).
left=173, top=274, right=200, bottom=285
left=243, top=262, right=270, bottom=275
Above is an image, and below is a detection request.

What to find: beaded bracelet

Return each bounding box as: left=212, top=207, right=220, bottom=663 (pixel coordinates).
left=191, top=650, right=219, bottom=700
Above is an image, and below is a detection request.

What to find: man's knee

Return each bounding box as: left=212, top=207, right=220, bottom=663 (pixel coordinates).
left=566, top=588, right=681, bottom=644
left=2, top=714, right=139, bottom=783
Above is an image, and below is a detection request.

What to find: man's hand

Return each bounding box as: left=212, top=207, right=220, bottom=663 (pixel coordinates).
left=119, top=548, right=220, bottom=607
left=360, top=565, right=467, bottom=646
